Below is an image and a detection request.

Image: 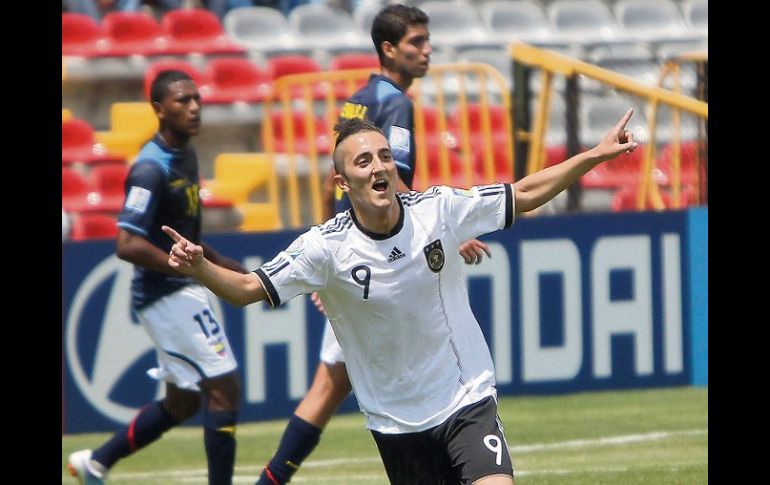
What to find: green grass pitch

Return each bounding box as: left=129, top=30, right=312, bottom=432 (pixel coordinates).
left=62, top=386, right=707, bottom=484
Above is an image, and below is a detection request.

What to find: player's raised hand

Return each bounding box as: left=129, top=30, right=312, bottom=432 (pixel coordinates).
left=592, top=108, right=639, bottom=162
left=459, top=239, right=492, bottom=265
left=162, top=225, right=204, bottom=274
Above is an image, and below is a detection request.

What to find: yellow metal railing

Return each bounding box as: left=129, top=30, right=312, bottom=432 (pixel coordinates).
left=510, top=42, right=707, bottom=211
left=262, top=63, right=515, bottom=228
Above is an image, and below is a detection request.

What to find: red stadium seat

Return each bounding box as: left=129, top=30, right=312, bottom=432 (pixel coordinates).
left=473, top=143, right=513, bottom=182
left=448, top=103, right=509, bottom=148
left=63, top=168, right=96, bottom=213
left=70, top=213, right=119, bottom=241
left=101, top=11, right=167, bottom=57
left=201, top=58, right=272, bottom=104
left=62, top=118, right=125, bottom=166
left=160, top=9, right=246, bottom=56
left=88, top=164, right=130, bottom=213
left=328, top=54, right=380, bottom=99
left=265, top=55, right=328, bottom=100
left=424, top=148, right=467, bottom=188
left=656, top=141, right=703, bottom=186
left=143, top=60, right=204, bottom=100
left=265, top=111, right=332, bottom=154
left=62, top=13, right=110, bottom=57
left=581, top=146, right=650, bottom=189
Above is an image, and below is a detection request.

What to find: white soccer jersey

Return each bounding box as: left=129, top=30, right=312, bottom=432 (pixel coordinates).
left=255, top=184, right=515, bottom=433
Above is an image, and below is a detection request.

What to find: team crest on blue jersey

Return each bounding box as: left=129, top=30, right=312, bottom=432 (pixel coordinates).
left=423, top=239, right=445, bottom=273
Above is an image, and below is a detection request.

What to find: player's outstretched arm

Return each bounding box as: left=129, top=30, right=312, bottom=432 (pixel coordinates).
left=512, top=108, right=638, bottom=214
left=162, top=225, right=267, bottom=306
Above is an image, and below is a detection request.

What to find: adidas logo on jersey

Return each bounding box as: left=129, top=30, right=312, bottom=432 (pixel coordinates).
left=388, top=247, right=406, bottom=263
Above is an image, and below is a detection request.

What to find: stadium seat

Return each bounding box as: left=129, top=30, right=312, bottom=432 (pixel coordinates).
left=328, top=53, right=380, bottom=99
left=479, top=0, right=564, bottom=47
left=223, top=6, right=301, bottom=57
left=160, top=8, right=246, bottom=56
left=265, top=110, right=332, bottom=154
left=94, top=102, right=158, bottom=161
left=422, top=148, right=468, bottom=189
left=62, top=167, right=97, bottom=213
left=70, top=213, right=119, bottom=241
left=201, top=58, right=272, bottom=104
left=205, top=152, right=275, bottom=205
left=265, top=55, right=328, bottom=100
left=88, top=164, right=130, bottom=213
left=649, top=104, right=701, bottom=144
left=656, top=140, right=704, bottom=186
left=62, top=13, right=109, bottom=57
left=237, top=202, right=284, bottom=232
left=202, top=152, right=283, bottom=232
left=419, top=1, right=492, bottom=51
left=548, top=0, right=632, bottom=46
left=614, top=0, right=701, bottom=45
left=288, top=3, right=369, bottom=56
left=101, top=11, right=168, bottom=57
left=352, top=1, right=380, bottom=37
left=62, top=118, right=125, bottom=167
left=682, top=0, right=708, bottom=37
left=448, top=103, right=510, bottom=149
left=473, top=142, right=514, bottom=183
left=584, top=44, right=660, bottom=92
left=654, top=38, right=708, bottom=61
left=143, top=60, right=204, bottom=100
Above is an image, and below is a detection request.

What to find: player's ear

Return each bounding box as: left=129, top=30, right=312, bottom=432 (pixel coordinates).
left=334, top=173, right=350, bottom=193
left=151, top=101, right=164, bottom=120
left=382, top=41, right=396, bottom=62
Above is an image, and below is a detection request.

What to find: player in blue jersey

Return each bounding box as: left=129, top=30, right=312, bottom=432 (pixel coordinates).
left=164, top=113, right=638, bottom=484
left=255, top=5, right=489, bottom=484
left=67, top=70, right=247, bottom=485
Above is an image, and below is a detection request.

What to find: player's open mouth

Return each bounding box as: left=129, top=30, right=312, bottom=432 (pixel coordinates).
left=372, top=179, right=389, bottom=192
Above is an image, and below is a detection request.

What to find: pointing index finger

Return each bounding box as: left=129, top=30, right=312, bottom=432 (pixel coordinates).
left=614, top=108, right=634, bottom=132
left=162, top=225, right=183, bottom=242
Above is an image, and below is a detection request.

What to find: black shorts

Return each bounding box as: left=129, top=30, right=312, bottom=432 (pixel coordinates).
left=371, top=396, right=514, bottom=485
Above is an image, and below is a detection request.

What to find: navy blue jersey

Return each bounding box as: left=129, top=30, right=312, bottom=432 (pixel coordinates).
left=336, top=74, right=415, bottom=212
left=117, top=134, right=202, bottom=309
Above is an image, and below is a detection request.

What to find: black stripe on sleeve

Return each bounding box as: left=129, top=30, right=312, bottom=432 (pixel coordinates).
left=504, top=183, right=513, bottom=229
left=254, top=268, right=281, bottom=308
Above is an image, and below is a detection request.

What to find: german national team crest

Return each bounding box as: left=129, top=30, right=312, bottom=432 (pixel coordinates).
left=423, top=239, right=445, bottom=273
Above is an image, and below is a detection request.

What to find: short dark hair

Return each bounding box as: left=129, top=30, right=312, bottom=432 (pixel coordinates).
left=332, top=118, right=386, bottom=174
left=150, top=70, right=194, bottom=104
left=371, top=4, right=429, bottom=64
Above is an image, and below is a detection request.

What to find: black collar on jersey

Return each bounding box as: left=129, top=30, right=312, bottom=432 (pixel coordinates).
left=349, top=196, right=404, bottom=240
left=152, top=133, right=192, bottom=156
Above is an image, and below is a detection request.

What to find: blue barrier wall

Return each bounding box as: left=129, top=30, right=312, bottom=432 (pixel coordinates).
left=62, top=209, right=708, bottom=433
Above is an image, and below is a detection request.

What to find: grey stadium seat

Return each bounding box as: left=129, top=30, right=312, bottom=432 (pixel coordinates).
left=288, top=3, right=370, bottom=57
left=583, top=44, right=661, bottom=92
left=223, top=7, right=304, bottom=59
left=419, top=1, right=493, bottom=51
left=548, top=0, right=633, bottom=47
left=682, top=0, right=708, bottom=38
left=614, top=0, right=702, bottom=45
left=479, top=0, right=565, bottom=47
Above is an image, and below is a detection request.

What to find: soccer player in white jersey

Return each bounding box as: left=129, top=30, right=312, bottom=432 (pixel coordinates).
left=163, top=113, right=638, bottom=484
